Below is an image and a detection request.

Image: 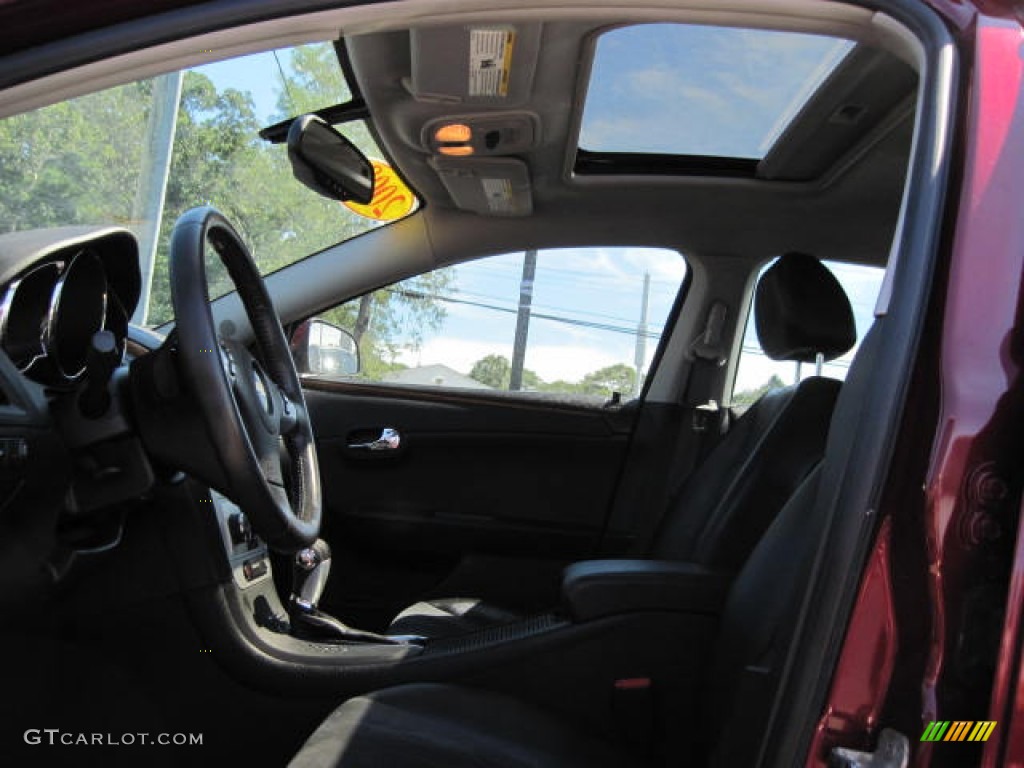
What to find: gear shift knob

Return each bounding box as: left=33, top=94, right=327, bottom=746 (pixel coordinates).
left=285, top=538, right=422, bottom=645
left=291, top=539, right=332, bottom=611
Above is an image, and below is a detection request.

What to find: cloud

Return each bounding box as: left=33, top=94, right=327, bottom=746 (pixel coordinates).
left=582, top=24, right=854, bottom=158
left=396, top=338, right=510, bottom=376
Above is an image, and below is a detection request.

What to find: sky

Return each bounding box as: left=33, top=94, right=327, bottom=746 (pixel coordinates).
left=393, top=247, right=687, bottom=384
left=195, top=55, right=283, bottom=122
left=195, top=28, right=881, bottom=394
left=580, top=24, right=853, bottom=159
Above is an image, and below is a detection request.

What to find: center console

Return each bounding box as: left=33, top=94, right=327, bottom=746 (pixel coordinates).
left=188, top=481, right=727, bottom=745
left=210, top=489, right=271, bottom=590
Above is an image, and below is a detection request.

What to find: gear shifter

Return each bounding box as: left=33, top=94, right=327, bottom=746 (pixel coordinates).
left=291, top=539, right=333, bottom=612
left=288, top=539, right=422, bottom=645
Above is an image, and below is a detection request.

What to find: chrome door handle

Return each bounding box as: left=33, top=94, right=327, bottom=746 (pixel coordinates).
left=348, top=427, right=401, bottom=451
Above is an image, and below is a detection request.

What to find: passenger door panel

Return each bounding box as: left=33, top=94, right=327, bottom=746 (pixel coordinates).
left=307, top=383, right=633, bottom=558
left=303, top=383, right=637, bottom=627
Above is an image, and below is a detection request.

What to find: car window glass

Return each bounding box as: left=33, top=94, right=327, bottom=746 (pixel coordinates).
left=307, top=247, right=687, bottom=405
left=0, top=41, right=410, bottom=327
left=732, top=259, right=884, bottom=407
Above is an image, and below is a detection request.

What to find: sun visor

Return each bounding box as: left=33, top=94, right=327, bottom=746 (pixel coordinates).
left=430, top=157, right=533, bottom=217
left=408, top=24, right=542, bottom=105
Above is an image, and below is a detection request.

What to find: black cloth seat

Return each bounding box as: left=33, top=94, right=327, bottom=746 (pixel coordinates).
left=292, top=441, right=856, bottom=766
left=388, top=253, right=857, bottom=639
left=288, top=683, right=644, bottom=768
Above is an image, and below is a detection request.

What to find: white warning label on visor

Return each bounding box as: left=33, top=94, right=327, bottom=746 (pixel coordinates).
left=468, top=28, right=515, bottom=97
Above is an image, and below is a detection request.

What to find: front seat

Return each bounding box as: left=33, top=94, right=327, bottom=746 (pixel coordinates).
left=387, top=252, right=857, bottom=639
left=290, top=458, right=845, bottom=767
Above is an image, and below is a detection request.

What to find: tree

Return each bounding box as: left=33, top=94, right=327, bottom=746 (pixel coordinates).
left=732, top=374, right=785, bottom=407
left=0, top=79, right=151, bottom=233
left=315, top=269, right=456, bottom=379
left=0, top=41, right=455, bottom=375
left=578, top=364, right=637, bottom=398
left=467, top=355, right=543, bottom=390
left=470, top=355, right=511, bottom=388
left=536, top=379, right=580, bottom=394
left=261, top=43, right=454, bottom=373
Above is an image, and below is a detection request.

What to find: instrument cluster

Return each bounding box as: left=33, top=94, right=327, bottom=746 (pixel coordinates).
left=0, top=229, right=140, bottom=387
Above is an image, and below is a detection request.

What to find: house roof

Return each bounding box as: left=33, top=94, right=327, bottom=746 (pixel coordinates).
left=383, top=364, right=491, bottom=390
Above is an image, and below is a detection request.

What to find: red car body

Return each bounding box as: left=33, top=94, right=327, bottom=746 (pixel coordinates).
left=811, top=7, right=1024, bottom=766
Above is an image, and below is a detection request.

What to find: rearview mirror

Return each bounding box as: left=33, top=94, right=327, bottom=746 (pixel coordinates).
left=291, top=319, right=360, bottom=376
left=286, top=114, right=374, bottom=204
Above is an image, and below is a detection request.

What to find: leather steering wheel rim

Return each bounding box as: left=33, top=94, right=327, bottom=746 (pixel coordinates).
left=169, top=205, right=321, bottom=552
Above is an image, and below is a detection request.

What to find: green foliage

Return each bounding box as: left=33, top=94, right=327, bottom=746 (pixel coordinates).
left=358, top=349, right=407, bottom=381
left=0, top=41, right=442, bottom=366
left=732, top=373, right=785, bottom=406
left=466, top=354, right=544, bottom=390
left=274, top=43, right=352, bottom=117
left=466, top=356, right=636, bottom=399
left=146, top=62, right=376, bottom=325
left=0, top=80, right=151, bottom=233
left=321, top=268, right=456, bottom=378
left=578, top=364, right=637, bottom=397
left=469, top=354, right=511, bottom=388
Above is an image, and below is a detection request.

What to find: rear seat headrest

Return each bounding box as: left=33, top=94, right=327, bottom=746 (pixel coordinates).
left=754, top=252, right=856, bottom=363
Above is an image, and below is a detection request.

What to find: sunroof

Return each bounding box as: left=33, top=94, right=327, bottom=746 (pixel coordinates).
left=579, top=24, right=854, bottom=160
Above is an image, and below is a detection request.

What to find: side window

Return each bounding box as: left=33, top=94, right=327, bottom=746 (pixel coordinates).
left=306, top=247, right=687, bottom=404
left=731, top=259, right=885, bottom=407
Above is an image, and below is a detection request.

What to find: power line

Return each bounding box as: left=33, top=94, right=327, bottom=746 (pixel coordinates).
left=385, top=288, right=662, bottom=339
left=459, top=262, right=683, bottom=290
left=445, top=285, right=666, bottom=329
left=738, top=345, right=853, bottom=368
left=273, top=50, right=299, bottom=114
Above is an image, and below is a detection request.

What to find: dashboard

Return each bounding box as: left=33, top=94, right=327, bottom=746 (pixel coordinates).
left=0, top=227, right=144, bottom=598
left=0, top=227, right=140, bottom=388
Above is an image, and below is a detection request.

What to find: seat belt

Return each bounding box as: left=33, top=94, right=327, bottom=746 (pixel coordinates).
left=630, top=301, right=730, bottom=554
left=685, top=300, right=728, bottom=432
left=680, top=299, right=731, bottom=471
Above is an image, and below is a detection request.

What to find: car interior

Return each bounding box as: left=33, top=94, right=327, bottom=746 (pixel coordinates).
left=0, top=0, right=959, bottom=766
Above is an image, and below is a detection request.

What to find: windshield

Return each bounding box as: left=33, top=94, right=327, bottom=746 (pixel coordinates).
left=0, top=42, right=407, bottom=326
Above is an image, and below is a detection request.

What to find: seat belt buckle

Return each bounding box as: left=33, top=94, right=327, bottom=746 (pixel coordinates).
left=612, top=677, right=655, bottom=753
left=692, top=400, right=719, bottom=432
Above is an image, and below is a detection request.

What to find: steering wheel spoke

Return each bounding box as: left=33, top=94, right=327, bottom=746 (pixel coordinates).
left=217, top=340, right=238, bottom=382
left=277, top=385, right=304, bottom=435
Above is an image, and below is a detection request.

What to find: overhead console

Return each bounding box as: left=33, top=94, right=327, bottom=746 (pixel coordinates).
left=420, top=112, right=539, bottom=157
left=347, top=24, right=546, bottom=217
left=347, top=14, right=920, bottom=239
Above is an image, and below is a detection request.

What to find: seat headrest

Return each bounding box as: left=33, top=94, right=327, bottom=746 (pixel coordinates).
left=754, top=252, right=856, bottom=363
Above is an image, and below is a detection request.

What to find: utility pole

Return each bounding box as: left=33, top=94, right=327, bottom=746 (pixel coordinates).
left=509, top=249, right=538, bottom=391
left=131, top=70, right=184, bottom=325
left=633, top=271, right=650, bottom=395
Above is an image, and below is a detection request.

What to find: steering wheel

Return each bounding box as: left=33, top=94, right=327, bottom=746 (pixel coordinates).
left=168, top=206, right=321, bottom=552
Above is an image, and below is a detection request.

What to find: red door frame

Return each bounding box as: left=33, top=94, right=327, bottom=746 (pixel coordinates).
left=808, top=7, right=1024, bottom=767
